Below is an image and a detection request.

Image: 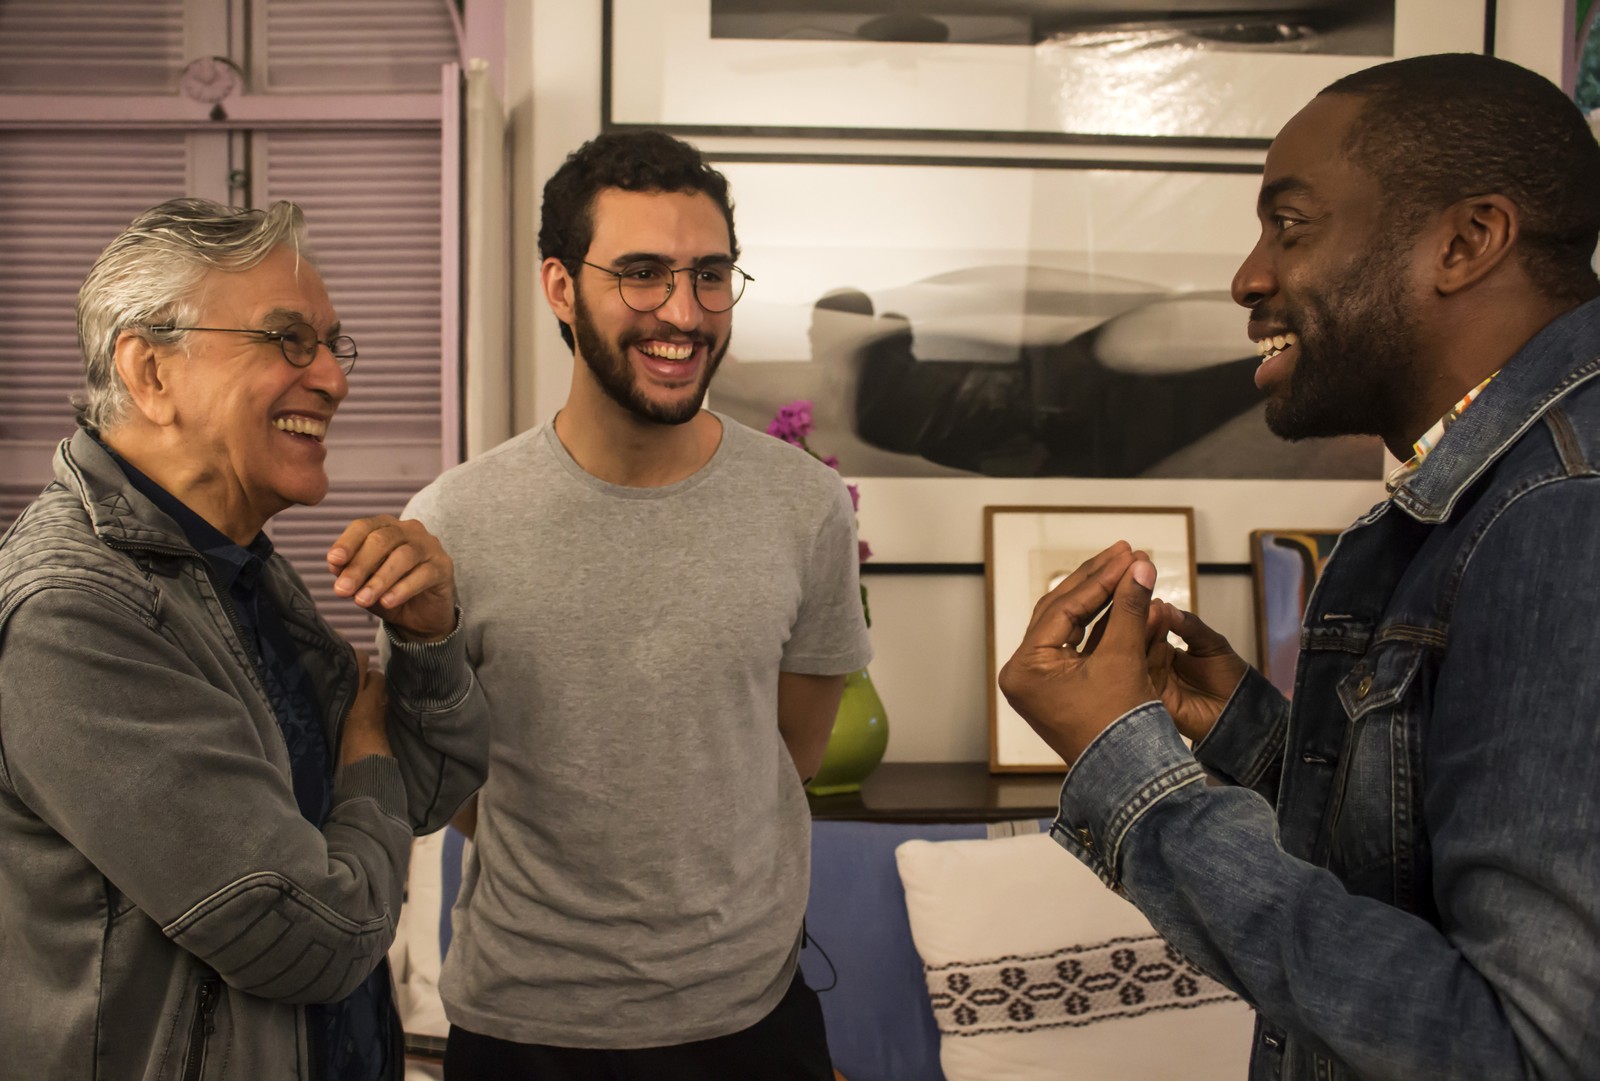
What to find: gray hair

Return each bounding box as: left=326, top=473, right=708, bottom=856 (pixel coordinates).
left=75, top=198, right=312, bottom=432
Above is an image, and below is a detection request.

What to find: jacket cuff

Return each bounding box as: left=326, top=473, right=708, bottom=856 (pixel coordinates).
left=1051, top=703, right=1205, bottom=888
left=1191, top=667, right=1288, bottom=788
left=381, top=607, right=472, bottom=713
left=332, top=753, right=408, bottom=819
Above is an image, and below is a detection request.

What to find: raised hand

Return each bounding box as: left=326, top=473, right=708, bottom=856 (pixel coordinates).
left=326, top=515, right=457, bottom=642
left=1145, top=600, right=1249, bottom=744
left=997, top=542, right=1161, bottom=766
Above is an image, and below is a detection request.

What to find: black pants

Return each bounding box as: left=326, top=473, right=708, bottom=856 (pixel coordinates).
left=442, top=972, right=833, bottom=1081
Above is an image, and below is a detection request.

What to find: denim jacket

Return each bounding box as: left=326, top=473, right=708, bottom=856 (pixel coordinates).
left=1052, top=296, right=1600, bottom=1080
left=0, top=430, right=490, bottom=1080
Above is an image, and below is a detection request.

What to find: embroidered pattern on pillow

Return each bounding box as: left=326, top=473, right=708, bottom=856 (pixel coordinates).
left=925, top=934, right=1236, bottom=1036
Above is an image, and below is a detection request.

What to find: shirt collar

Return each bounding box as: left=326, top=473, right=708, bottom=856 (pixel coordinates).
left=1385, top=371, right=1499, bottom=493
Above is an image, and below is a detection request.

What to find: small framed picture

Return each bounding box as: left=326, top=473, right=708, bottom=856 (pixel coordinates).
left=1249, top=528, right=1342, bottom=698
left=985, top=505, right=1196, bottom=772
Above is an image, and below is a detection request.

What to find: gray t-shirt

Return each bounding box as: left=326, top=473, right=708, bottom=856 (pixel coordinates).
left=406, top=414, right=872, bottom=1047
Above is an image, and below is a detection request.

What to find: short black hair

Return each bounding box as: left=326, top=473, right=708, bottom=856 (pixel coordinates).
left=538, top=131, right=739, bottom=349
left=1322, top=53, right=1600, bottom=304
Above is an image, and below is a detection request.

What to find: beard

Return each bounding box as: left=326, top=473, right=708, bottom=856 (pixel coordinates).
left=1262, top=243, right=1425, bottom=443
left=571, top=287, right=728, bottom=426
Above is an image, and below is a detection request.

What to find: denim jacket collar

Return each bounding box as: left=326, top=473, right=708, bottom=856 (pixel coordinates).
left=1391, top=296, right=1600, bottom=523
left=55, top=427, right=195, bottom=557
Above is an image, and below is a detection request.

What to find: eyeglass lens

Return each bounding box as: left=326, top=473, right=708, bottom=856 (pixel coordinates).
left=280, top=321, right=358, bottom=372
left=614, top=261, right=747, bottom=313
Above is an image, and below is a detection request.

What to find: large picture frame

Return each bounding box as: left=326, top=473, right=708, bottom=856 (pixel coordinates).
left=708, top=154, right=1383, bottom=483
left=985, top=505, right=1196, bottom=772
left=606, top=0, right=1493, bottom=147
left=1249, top=528, right=1343, bottom=698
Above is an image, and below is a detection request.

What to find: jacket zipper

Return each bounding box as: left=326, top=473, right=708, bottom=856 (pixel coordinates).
left=181, top=976, right=221, bottom=1081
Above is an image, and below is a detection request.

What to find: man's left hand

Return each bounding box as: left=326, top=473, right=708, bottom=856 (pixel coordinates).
left=327, top=515, right=457, bottom=642
left=997, top=541, right=1162, bottom=767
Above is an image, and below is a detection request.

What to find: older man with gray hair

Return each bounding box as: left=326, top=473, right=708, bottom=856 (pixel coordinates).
left=0, top=198, right=488, bottom=1081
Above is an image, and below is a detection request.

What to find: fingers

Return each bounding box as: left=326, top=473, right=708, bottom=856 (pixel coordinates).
left=1160, top=605, right=1236, bottom=659
left=1097, top=558, right=1158, bottom=657
left=1021, top=542, right=1135, bottom=651
left=329, top=515, right=454, bottom=610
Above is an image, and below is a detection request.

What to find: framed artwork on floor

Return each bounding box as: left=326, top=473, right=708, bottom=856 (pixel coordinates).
left=1249, top=528, right=1343, bottom=698
left=985, top=505, right=1195, bottom=772
left=606, top=0, right=1494, bottom=147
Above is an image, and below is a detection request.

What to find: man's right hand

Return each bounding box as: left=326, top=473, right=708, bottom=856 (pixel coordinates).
left=1145, top=600, right=1249, bottom=744
left=339, top=650, right=393, bottom=766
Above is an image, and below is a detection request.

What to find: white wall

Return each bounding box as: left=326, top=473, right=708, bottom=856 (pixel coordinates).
left=497, top=0, right=1571, bottom=763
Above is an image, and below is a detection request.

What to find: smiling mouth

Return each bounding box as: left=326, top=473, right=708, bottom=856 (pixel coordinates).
left=637, top=339, right=695, bottom=362
left=273, top=415, right=328, bottom=442
left=1256, top=331, right=1299, bottom=364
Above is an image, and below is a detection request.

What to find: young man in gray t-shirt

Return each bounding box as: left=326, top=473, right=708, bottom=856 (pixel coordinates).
left=412, top=131, right=872, bottom=1080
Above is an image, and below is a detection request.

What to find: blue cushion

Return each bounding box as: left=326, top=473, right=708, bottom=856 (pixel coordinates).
left=802, top=820, right=990, bottom=1081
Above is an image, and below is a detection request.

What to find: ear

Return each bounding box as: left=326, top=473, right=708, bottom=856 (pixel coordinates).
left=112, top=329, right=178, bottom=426
left=1433, top=194, right=1519, bottom=297
left=540, top=257, right=577, bottom=325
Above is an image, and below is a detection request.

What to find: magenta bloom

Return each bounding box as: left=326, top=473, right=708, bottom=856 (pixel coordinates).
left=765, top=399, right=815, bottom=445
left=859, top=539, right=873, bottom=563
left=846, top=483, right=860, bottom=512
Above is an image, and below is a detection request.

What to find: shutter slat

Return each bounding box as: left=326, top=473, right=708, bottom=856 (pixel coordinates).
left=262, top=0, right=455, bottom=93
left=0, top=133, right=190, bottom=443
left=0, top=0, right=184, bottom=93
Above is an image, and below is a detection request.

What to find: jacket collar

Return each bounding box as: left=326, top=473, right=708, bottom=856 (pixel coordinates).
left=55, top=427, right=195, bottom=556
left=1390, top=296, right=1600, bottom=523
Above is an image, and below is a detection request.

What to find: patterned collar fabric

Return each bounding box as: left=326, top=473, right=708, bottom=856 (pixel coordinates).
left=1385, top=371, right=1499, bottom=493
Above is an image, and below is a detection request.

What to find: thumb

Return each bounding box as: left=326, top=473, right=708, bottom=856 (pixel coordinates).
left=1103, top=558, right=1157, bottom=654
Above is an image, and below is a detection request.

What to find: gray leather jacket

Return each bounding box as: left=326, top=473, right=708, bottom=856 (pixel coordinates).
left=0, top=430, right=490, bottom=1080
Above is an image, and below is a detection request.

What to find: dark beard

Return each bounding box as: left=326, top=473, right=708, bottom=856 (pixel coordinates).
left=1263, top=245, right=1423, bottom=443
left=571, top=287, right=727, bottom=426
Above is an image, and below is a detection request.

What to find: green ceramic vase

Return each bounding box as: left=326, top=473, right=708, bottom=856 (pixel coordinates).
left=805, top=668, right=889, bottom=796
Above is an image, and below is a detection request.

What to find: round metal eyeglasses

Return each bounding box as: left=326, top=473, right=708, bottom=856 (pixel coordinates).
left=148, top=321, right=359, bottom=375
left=577, top=258, right=753, bottom=314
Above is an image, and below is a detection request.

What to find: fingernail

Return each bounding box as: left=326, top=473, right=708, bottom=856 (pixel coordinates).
left=380, top=592, right=398, bottom=608
left=334, top=576, right=354, bottom=595
left=1133, top=562, right=1157, bottom=590
left=355, top=588, right=374, bottom=605
left=327, top=547, right=347, bottom=564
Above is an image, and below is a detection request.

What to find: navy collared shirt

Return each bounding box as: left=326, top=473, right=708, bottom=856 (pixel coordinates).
left=102, top=442, right=392, bottom=1081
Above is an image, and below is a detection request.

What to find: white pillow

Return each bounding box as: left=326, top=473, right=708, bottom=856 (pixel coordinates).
left=895, top=832, right=1254, bottom=1081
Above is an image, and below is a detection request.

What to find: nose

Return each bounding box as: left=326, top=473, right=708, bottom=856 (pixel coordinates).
left=654, top=270, right=706, bottom=331
left=301, top=341, right=350, bottom=405
left=1231, top=233, right=1276, bottom=310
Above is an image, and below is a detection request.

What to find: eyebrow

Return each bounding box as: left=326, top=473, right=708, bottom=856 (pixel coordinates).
left=1257, top=176, right=1316, bottom=212
left=261, top=307, right=340, bottom=336
left=604, top=251, right=735, bottom=268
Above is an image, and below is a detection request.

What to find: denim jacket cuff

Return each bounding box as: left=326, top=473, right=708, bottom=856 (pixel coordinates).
left=380, top=606, right=472, bottom=714
left=1191, top=667, right=1288, bottom=788
left=1051, top=703, right=1205, bottom=889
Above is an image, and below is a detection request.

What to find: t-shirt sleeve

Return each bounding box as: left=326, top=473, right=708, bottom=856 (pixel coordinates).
left=781, top=477, right=873, bottom=675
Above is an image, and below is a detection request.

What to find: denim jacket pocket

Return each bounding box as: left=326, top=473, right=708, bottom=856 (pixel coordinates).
left=1325, top=639, right=1430, bottom=903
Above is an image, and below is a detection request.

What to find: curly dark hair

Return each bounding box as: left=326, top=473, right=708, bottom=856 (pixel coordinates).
left=1323, top=53, right=1600, bottom=305
left=538, top=131, right=738, bottom=349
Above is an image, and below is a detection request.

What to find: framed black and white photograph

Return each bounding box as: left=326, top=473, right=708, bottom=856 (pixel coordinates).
left=708, top=155, right=1382, bottom=482
left=606, top=0, right=1493, bottom=146
left=985, top=505, right=1195, bottom=772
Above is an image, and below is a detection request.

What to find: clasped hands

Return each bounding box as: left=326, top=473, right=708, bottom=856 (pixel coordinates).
left=997, top=541, right=1248, bottom=768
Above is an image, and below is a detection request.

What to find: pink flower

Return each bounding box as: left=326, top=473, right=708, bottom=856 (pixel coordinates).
left=765, top=399, right=815, bottom=445
left=846, top=483, right=860, bottom=512
left=821, top=455, right=840, bottom=471
left=859, top=539, right=873, bottom=563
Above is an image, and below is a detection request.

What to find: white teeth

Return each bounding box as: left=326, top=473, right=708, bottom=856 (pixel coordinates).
left=640, top=341, right=692, bottom=361
left=1255, top=331, right=1299, bottom=363
left=273, top=416, right=327, bottom=440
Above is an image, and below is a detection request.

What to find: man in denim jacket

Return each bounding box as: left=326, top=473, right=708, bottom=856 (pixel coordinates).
left=999, top=55, right=1600, bottom=1080
left=0, top=200, right=488, bottom=1080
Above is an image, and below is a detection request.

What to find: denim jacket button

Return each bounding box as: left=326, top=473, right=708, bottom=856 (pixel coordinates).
left=1076, top=827, right=1096, bottom=851
left=1356, top=674, right=1374, bottom=697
